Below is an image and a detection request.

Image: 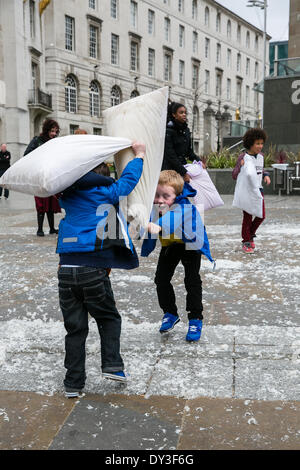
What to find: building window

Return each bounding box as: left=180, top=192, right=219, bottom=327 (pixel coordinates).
left=65, top=16, right=75, bottom=51
left=130, top=41, right=139, bottom=71
left=192, top=31, right=198, bottom=54
left=89, top=25, right=98, bottom=59
left=236, top=80, right=242, bottom=104
left=89, top=0, right=96, bottom=9
left=192, top=63, right=199, bottom=89
left=227, top=48, right=232, bottom=68
left=89, top=81, right=100, bottom=117
left=130, top=1, right=137, bottom=29
left=65, top=75, right=77, bottom=113
left=246, top=58, right=250, bottom=76
left=216, top=43, right=221, bottom=64
left=29, top=0, right=35, bottom=38
left=178, top=0, right=184, bottom=13
left=237, top=53, right=241, bottom=72
left=111, top=33, right=119, bottom=65
left=93, top=128, right=102, bottom=135
left=205, top=70, right=210, bottom=94
left=31, top=62, right=38, bottom=90
left=193, top=106, right=199, bottom=134
left=164, top=53, right=172, bottom=82
left=205, top=7, right=209, bottom=26
left=216, top=13, right=221, bottom=33
left=164, top=17, right=170, bottom=42
left=148, top=48, right=155, bottom=76
left=148, top=10, right=155, bottom=35
left=255, top=35, right=259, bottom=51
left=255, top=61, right=259, bottom=80
left=246, top=85, right=250, bottom=106
left=70, top=124, right=79, bottom=134
left=111, top=0, right=118, bottom=18
left=111, top=85, right=121, bottom=106
left=179, top=25, right=185, bottom=47
left=246, top=31, right=250, bottom=48
left=192, top=0, right=198, bottom=20
left=237, top=24, right=241, bottom=43
left=205, top=38, right=210, bottom=58
left=179, top=60, right=185, bottom=86
left=216, top=73, right=222, bottom=97
left=130, top=90, right=139, bottom=99
left=227, top=20, right=231, bottom=39
left=227, top=78, right=231, bottom=100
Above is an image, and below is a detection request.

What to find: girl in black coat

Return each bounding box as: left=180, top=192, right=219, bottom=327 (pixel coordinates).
left=162, top=102, right=201, bottom=182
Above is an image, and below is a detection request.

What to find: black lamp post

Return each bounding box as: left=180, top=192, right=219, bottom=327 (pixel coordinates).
left=215, top=100, right=222, bottom=152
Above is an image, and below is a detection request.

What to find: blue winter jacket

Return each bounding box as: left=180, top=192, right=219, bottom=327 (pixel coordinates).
left=56, top=158, right=143, bottom=257
left=141, top=183, right=214, bottom=263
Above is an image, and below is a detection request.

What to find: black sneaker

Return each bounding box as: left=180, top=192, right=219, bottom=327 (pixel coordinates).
left=64, top=388, right=83, bottom=398
left=49, top=228, right=59, bottom=234
left=36, top=230, right=45, bottom=237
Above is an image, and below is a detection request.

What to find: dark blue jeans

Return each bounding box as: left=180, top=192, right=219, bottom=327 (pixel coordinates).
left=0, top=170, right=9, bottom=198
left=154, top=244, right=203, bottom=320
left=58, top=266, right=124, bottom=390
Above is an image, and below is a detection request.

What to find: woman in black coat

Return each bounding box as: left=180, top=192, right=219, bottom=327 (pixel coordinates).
left=162, top=102, right=201, bottom=182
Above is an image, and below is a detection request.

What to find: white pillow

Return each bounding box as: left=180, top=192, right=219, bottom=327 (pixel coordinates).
left=0, top=135, right=132, bottom=197
left=103, top=87, right=169, bottom=230
left=185, top=161, right=224, bottom=211
left=232, top=156, right=263, bottom=218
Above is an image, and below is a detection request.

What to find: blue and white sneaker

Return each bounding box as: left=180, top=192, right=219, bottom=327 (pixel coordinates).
left=102, top=371, right=128, bottom=383
left=186, top=319, right=203, bottom=342
left=159, top=313, right=180, bottom=333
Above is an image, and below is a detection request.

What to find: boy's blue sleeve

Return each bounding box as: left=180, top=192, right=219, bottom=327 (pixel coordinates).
left=103, top=158, right=144, bottom=205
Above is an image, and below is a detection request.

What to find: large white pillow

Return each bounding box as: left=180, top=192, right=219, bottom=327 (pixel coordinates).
left=232, top=156, right=263, bottom=218
left=185, top=161, right=224, bottom=211
left=0, top=135, right=132, bottom=197
left=103, top=87, right=168, bottom=230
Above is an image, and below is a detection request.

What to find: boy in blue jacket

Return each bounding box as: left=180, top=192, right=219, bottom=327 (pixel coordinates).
left=142, top=170, right=214, bottom=342
left=56, top=142, right=145, bottom=398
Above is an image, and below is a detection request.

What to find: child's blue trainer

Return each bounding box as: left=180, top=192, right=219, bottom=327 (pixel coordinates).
left=186, top=319, right=202, bottom=342
left=102, top=371, right=127, bottom=383
left=159, top=313, right=180, bottom=333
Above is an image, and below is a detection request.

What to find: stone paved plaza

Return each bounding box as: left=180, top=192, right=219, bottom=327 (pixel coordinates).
left=0, top=191, right=299, bottom=450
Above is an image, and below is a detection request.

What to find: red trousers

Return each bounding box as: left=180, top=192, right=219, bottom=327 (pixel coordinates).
left=242, top=197, right=265, bottom=243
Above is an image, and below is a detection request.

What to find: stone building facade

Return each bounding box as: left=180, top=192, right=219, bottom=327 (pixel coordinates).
left=0, top=0, right=268, bottom=161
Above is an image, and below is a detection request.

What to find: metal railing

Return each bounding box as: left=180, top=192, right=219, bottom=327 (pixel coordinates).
left=273, top=58, right=300, bottom=77
left=229, top=119, right=262, bottom=137
left=28, top=88, right=52, bottom=109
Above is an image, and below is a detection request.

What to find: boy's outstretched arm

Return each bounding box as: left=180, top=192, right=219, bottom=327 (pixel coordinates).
left=104, top=142, right=145, bottom=205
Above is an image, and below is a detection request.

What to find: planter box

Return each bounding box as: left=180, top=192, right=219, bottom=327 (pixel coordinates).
left=207, top=168, right=279, bottom=195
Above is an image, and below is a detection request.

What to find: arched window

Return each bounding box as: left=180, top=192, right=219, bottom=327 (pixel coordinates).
left=65, top=75, right=77, bottom=113
left=89, top=80, right=100, bottom=117
left=216, top=12, right=221, bottom=32
left=205, top=7, right=209, bottom=27
left=192, top=0, right=197, bottom=20
left=111, top=85, right=121, bottom=106
left=193, top=106, right=199, bottom=134
left=130, top=89, right=139, bottom=99
left=237, top=24, right=241, bottom=43
left=246, top=31, right=250, bottom=48
left=227, top=20, right=231, bottom=39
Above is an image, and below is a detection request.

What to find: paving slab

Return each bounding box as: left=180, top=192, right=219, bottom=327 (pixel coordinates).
left=0, top=390, right=75, bottom=450
left=178, top=397, right=300, bottom=450
left=49, top=393, right=185, bottom=450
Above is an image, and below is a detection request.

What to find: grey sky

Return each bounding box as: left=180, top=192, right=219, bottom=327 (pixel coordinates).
left=216, top=0, right=290, bottom=42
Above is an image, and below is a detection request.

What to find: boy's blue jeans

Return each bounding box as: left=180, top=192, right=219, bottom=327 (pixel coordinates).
left=154, top=244, right=203, bottom=320
left=58, top=266, right=124, bottom=391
